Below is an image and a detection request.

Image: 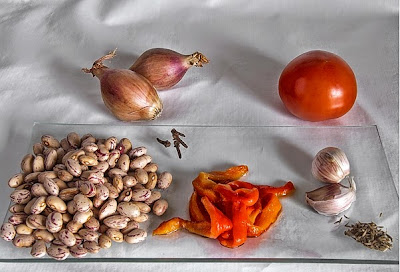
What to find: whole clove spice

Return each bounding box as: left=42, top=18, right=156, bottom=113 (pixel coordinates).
left=156, top=138, right=171, bottom=148
left=171, top=128, right=188, bottom=159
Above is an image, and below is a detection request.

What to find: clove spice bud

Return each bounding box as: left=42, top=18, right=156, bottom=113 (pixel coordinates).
left=156, top=138, right=171, bottom=148
left=171, top=129, right=188, bottom=159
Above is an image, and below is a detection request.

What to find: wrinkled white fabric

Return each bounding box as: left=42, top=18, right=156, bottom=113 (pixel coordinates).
left=0, top=0, right=398, bottom=271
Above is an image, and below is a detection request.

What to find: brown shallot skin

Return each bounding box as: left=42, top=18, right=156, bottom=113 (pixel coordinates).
left=129, top=48, right=209, bottom=90
left=83, top=50, right=163, bottom=122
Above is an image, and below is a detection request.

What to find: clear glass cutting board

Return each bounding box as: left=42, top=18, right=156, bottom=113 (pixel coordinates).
left=0, top=123, right=398, bottom=264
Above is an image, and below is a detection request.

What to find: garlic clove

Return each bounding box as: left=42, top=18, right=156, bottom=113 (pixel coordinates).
left=311, top=147, right=350, bottom=184
left=305, top=176, right=356, bottom=216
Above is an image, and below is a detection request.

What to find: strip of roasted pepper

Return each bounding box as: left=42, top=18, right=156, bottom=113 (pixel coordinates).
left=153, top=196, right=232, bottom=239
left=189, top=191, right=209, bottom=222
left=214, top=183, right=259, bottom=248
left=207, top=165, right=249, bottom=183
left=217, top=201, right=248, bottom=248
left=255, top=181, right=295, bottom=197
left=247, top=193, right=282, bottom=237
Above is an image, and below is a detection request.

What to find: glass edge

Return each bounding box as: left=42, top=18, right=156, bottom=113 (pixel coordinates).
left=374, top=125, right=399, bottom=198
left=31, top=122, right=380, bottom=130
left=0, top=257, right=397, bottom=265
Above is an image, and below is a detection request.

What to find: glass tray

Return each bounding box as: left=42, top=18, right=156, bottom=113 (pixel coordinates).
left=0, top=123, right=398, bottom=264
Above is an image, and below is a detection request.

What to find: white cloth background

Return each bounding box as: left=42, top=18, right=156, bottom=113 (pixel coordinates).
left=0, top=0, right=398, bottom=271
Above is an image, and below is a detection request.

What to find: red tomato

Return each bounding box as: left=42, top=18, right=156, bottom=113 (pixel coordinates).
left=278, top=50, right=357, bottom=122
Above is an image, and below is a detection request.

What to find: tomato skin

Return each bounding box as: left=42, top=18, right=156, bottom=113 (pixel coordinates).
left=278, top=50, right=357, bottom=122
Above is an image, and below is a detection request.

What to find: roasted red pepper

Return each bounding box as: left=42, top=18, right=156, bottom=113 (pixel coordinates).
left=153, top=196, right=232, bottom=239
left=153, top=165, right=295, bottom=249
left=247, top=193, right=282, bottom=237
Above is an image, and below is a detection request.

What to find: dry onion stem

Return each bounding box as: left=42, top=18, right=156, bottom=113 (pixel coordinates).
left=344, top=221, right=393, bottom=252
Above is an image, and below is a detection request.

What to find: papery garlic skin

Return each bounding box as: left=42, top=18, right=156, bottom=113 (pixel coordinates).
left=130, top=48, right=209, bottom=90
left=311, top=147, right=350, bottom=183
left=305, top=176, right=356, bottom=216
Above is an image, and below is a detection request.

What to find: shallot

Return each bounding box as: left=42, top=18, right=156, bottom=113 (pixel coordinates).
left=83, top=49, right=163, bottom=121
left=129, top=48, right=209, bottom=90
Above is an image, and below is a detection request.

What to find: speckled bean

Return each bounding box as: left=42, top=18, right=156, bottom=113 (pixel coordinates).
left=58, top=229, right=76, bottom=247
left=84, top=217, right=100, bottom=231
left=131, top=202, right=151, bottom=213
left=95, top=147, right=109, bottom=162
left=95, top=184, right=109, bottom=201
left=73, top=210, right=93, bottom=224
left=131, top=188, right=151, bottom=202
left=33, top=142, right=45, bottom=155
left=41, top=135, right=60, bottom=149
left=122, top=175, right=137, bottom=188
left=31, top=183, right=48, bottom=197
left=47, top=244, right=70, bottom=260
left=83, top=241, right=100, bottom=253
left=69, top=244, right=88, bottom=258
left=46, top=212, right=63, bottom=233
left=59, top=187, right=80, bottom=201
left=30, top=240, right=47, bottom=258
left=103, top=183, right=119, bottom=199
left=130, top=155, right=151, bottom=169
left=128, top=146, right=147, bottom=158
left=8, top=173, right=25, bottom=188
left=15, top=224, right=33, bottom=235
left=65, top=159, right=82, bottom=177
left=13, top=234, right=35, bottom=248
left=106, top=228, right=123, bottom=243
left=80, top=181, right=96, bottom=197
left=79, top=155, right=98, bottom=167
left=157, top=172, right=172, bottom=189
left=33, top=229, right=54, bottom=243
left=45, top=149, right=58, bottom=171
left=74, top=194, right=92, bottom=213
left=145, top=172, right=158, bottom=190
left=91, top=161, right=109, bottom=173
left=117, top=188, right=132, bottom=202
left=9, top=204, right=25, bottom=214
left=99, top=199, right=117, bottom=220
left=43, top=177, right=59, bottom=196
left=8, top=213, right=28, bottom=225
left=132, top=213, right=149, bottom=223
left=1, top=223, right=16, bottom=241
left=143, top=163, right=158, bottom=173
left=66, top=221, right=83, bottom=233
left=134, top=168, right=148, bottom=185
left=57, top=169, right=74, bottom=182
left=26, top=214, right=47, bottom=230
left=98, top=234, right=112, bottom=249
left=21, top=154, right=34, bottom=174
left=78, top=229, right=99, bottom=241
left=145, top=190, right=161, bottom=205
left=124, top=229, right=147, bottom=244
left=117, top=202, right=140, bottom=219
left=103, top=215, right=129, bottom=229
left=152, top=199, right=169, bottom=216
left=67, top=132, right=81, bottom=149
left=24, top=172, right=40, bottom=183
left=120, top=221, right=139, bottom=234
left=46, top=196, right=67, bottom=213
left=117, top=154, right=130, bottom=172
left=10, top=189, right=31, bottom=204
left=31, top=196, right=47, bottom=214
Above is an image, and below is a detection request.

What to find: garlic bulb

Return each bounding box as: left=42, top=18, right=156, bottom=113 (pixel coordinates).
left=311, top=147, right=350, bottom=183
left=305, top=176, right=356, bottom=216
